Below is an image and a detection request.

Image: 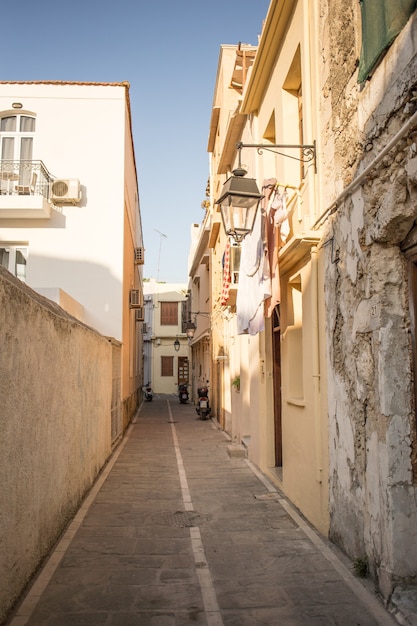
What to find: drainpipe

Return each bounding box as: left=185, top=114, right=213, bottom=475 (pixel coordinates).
left=311, top=246, right=322, bottom=484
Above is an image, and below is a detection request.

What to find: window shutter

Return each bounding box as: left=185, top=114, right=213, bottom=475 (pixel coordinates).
left=161, top=356, right=174, bottom=376
left=358, top=0, right=417, bottom=83
left=160, top=301, right=178, bottom=325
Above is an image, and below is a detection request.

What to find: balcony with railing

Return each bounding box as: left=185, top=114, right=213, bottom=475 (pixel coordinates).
left=0, top=160, right=53, bottom=219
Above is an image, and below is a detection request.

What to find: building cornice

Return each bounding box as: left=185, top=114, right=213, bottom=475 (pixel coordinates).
left=217, top=105, right=247, bottom=174
left=207, top=107, right=220, bottom=153
left=241, top=0, right=297, bottom=115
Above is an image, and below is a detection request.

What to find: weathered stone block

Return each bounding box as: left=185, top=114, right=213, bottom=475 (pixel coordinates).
left=406, top=155, right=417, bottom=184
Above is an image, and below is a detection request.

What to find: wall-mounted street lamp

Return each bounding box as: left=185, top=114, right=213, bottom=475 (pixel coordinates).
left=185, top=322, right=196, bottom=340
left=184, top=312, right=210, bottom=341
left=174, top=338, right=181, bottom=352
left=216, top=140, right=316, bottom=245
left=215, top=163, right=263, bottom=245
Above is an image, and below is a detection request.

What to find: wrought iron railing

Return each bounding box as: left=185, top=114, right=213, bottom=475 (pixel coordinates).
left=0, top=160, right=52, bottom=198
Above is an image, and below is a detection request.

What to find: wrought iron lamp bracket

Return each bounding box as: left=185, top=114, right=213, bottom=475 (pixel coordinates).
left=236, top=140, right=317, bottom=173
left=188, top=311, right=210, bottom=318
left=184, top=312, right=211, bottom=341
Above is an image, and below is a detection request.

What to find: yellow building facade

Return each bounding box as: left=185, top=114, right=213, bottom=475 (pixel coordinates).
left=200, top=1, right=329, bottom=535
left=190, top=0, right=417, bottom=607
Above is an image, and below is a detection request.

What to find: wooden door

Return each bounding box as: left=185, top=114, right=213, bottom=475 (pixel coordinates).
left=272, top=306, right=282, bottom=467
left=178, top=357, right=189, bottom=385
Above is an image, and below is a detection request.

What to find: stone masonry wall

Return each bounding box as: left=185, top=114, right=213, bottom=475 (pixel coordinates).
left=0, top=267, right=112, bottom=624
left=320, top=0, right=417, bottom=601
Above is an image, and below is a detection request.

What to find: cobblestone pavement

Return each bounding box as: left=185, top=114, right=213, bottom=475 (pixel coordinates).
left=9, top=396, right=398, bottom=625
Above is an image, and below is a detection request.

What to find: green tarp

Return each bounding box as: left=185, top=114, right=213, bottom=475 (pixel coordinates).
left=358, top=0, right=417, bottom=83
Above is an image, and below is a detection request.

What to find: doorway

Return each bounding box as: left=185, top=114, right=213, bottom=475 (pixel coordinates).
left=177, top=357, right=189, bottom=385
left=272, top=306, right=282, bottom=467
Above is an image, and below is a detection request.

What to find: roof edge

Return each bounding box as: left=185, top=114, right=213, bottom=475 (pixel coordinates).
left=0, top=80, right=131, bottom=88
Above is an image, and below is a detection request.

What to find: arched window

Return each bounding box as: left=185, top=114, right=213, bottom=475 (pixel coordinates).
left=0, top=114, right=36, bottom=162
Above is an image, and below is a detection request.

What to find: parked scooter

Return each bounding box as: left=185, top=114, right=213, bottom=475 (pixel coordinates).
left=143, top=383, right=153, bottom=401
left=178, top=383, right=189, bottom=404
left=196, top=384, right=210, bottom=420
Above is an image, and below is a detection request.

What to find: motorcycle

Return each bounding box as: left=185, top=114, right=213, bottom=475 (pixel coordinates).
left=196, top=384, right=210, bottom=420
left=143, top=384, right=153, bottom=401
left=178, top=383, right=189, bottom=404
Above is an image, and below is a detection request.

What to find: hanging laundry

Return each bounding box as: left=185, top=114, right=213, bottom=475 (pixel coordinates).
left=271, top=188, right=290, bottom=243
left=264, top=186, right=290, bottom=318
left=220, top=238, right=231, bottom=306
left=236, top=179, right=274, bottom=336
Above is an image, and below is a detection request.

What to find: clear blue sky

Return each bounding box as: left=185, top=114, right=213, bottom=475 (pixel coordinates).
left=1, top=0, right=270, bottom=283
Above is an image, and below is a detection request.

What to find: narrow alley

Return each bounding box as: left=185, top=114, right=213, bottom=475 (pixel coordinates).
left=9, top=397, right=397, bottom=626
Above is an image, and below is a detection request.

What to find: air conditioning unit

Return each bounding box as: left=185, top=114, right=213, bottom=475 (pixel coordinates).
left=50, top=179, right=81, bottom=203
left=134, top=247, right=145, bottom=265
left=129, top=289, right=143, bottom=309
left=135, top=307, right=144, bottom=322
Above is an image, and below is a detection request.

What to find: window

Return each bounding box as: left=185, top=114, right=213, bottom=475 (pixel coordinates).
left=0, top=114, right=36, bottom=192
left=160, top=301, right=178, bottom=326
left=161, top=356, right=174, bottom=377
left=358, top=0, right=417, bottom=83
left=282, top=46, right=305, bottom=180
left=230, top=245, right=241, bottom=285
left=0, top=246, right=28, bottom=282
left=287, top=274, right=303, bottom=402
left=0, top=114, right=35, bottom=161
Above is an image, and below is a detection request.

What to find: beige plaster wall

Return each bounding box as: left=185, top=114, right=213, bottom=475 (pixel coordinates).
left=236, top=0, right=329, bottom=536
left=0, top=267, right=112, bottom=623
left=277, top=248, right=329, bottom=535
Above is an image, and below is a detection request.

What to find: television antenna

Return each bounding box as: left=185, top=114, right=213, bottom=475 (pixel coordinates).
left=154, top=229, right=167, bottom=281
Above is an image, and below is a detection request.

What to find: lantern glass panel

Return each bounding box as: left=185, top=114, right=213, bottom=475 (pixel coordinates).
left=220, top=195, right=260, bottom=239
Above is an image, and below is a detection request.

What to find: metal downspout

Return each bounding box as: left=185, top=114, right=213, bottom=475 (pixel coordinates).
left=311, top=246, right=322, bottom=483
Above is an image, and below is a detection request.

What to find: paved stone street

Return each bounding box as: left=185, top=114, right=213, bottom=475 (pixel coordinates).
left=9, top=396, right=398, bottom=625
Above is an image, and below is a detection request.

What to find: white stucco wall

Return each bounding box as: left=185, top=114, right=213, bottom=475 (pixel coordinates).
left=0, top=83, right=129, bottom=340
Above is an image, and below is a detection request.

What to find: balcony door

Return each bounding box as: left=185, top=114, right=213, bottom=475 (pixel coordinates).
left=0, top=115, right=35, bottom=188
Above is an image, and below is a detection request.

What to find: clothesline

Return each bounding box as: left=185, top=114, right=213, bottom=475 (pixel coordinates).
left=274, top=181, right=299, bottom=191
